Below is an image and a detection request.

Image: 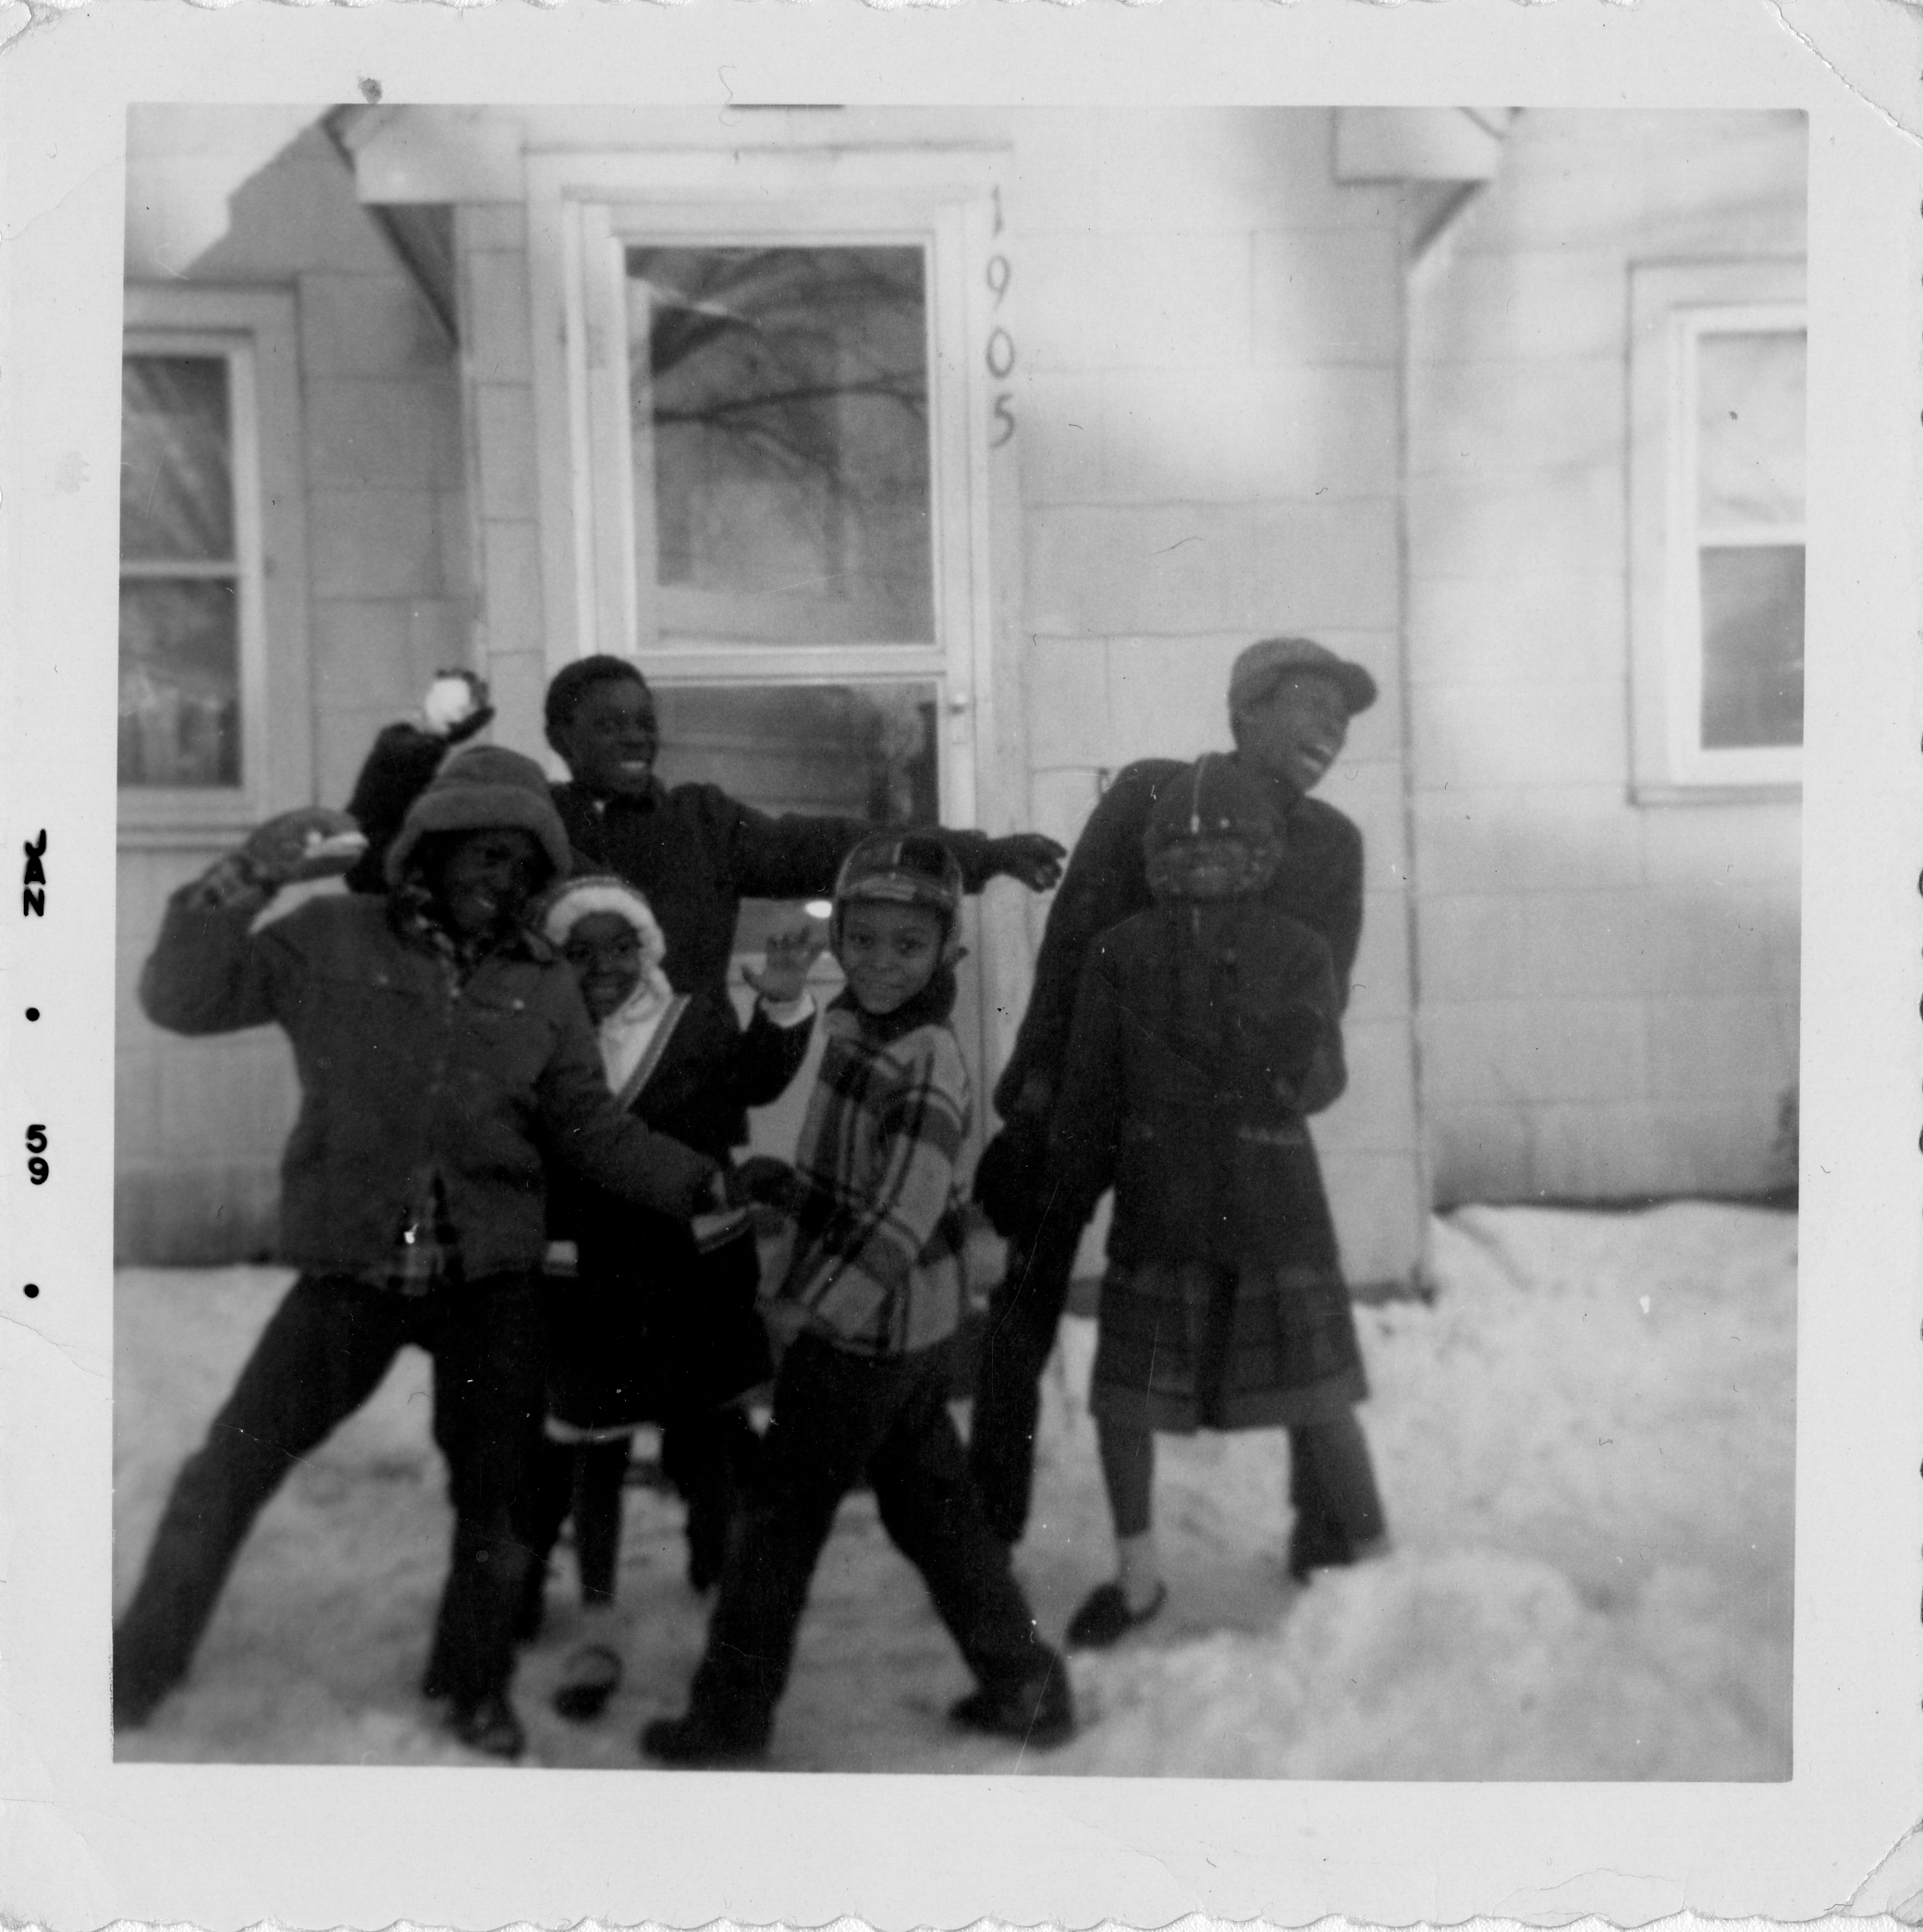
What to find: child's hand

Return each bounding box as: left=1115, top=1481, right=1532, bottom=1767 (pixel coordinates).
left=762, top=1299, right=811, bottom=1350
left=422, top=669, right=495, bottom=744
left=743, top=923, right=824, bottom=1007
left=239, top=808, right=369, bottom=887
left=729, top=1155, right=799, bottom=1211
left=986, top=831, right=1068, bottom=892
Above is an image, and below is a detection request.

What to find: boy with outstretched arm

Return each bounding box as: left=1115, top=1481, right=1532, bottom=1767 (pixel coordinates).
left=641, top=833, right=1075, bottom=1767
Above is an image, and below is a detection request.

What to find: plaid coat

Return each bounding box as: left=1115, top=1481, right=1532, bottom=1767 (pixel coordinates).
left=775, top=976, right=970, bottom=1358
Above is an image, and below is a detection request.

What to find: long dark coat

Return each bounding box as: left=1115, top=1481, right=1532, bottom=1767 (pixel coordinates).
left=545, top=995, right=812, bottom=1432
left=138, top=890, right=716, bottom=1279
left=1047, top=899, right=1366, bottom=1433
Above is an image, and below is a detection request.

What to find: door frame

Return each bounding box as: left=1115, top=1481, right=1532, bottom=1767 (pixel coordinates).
left=524, top=143, right=1036, bottom=1097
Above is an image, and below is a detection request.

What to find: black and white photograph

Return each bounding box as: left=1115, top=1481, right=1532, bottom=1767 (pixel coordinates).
left=3, top=1, right=1919, bottom=1924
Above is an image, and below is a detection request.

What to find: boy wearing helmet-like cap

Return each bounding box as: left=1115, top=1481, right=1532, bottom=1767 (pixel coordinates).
left=642, top=833, right=1074, bottom=1766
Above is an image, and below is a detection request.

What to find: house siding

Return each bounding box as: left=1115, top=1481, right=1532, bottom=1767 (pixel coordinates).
left=116, top=112, right=472, bottom=1261
left=1405, top=109, right=1805, bottom=1204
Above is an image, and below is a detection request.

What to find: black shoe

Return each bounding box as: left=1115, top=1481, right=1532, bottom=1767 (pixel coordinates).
left=949, top=1654, right=1075, bottom=1751
left=421, top=1657, right=453, bottom=1701
left=552, top=1643, right=624, bottom=1723
left=447, top=1691, right=526, bottom=1761
left=1064, top=1580, right=1167, bottom=1651
left=639, top=1711, right=768, bottom=1768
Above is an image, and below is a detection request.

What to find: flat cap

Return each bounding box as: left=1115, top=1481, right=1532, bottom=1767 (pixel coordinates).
left=1228, top=635, right=1378, bottom=719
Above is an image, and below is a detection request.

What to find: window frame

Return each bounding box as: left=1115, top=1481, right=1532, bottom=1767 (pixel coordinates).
left=528, top=152, right=1009, bottom=835
left=1627, top=259, right=1807, bottom=802
left=118, top=285, right=310, bottom=844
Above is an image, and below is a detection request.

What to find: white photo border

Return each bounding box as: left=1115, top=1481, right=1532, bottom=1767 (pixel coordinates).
left=3, top=0, right=1919, bottom=1925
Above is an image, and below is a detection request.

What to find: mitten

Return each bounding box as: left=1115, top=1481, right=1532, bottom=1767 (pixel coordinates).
left=423, top=669, right=495, bottom=745
left=972, top=1113, right=1051, bottom=1241
left=238, top=808, right=368, bottom=887
left=984, top=832, right=1067, bottom=892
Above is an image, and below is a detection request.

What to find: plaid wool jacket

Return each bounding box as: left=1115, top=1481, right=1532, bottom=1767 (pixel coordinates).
left=776, top=981, right=971, bottom=1357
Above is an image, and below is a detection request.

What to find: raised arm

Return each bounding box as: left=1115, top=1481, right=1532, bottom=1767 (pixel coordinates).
left=341, top=675, right=496, bottom=893
left=138, top=809, right=367, bottom=1035
left=707, top=789, right=1063, bottom=904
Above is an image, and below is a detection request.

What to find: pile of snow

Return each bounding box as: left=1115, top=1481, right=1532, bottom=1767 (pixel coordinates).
left=113, top=1201, right=1793, bottom=1777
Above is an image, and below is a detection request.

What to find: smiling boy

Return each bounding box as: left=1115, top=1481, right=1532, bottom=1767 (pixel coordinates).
left=967, top=633, right=1379, bottom=1551
left=641, top=833, right=1074, bottom=1767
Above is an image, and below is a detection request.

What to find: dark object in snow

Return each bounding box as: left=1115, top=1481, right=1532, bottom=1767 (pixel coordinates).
left=552, top=1644, right=624, bottom=1723
left=947, top=1656, right=1076, bottom=1750
left=640, top=1709, right=770, bottom=1768
left=447, top=1689, right=526, bottom=1760
left=1064, top=1579, right=1169, bottom=1651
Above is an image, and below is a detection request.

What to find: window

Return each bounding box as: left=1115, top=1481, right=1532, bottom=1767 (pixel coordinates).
left=1629, top=261, right=1807, bottom=797
left=119, top=346, right=253, bottom=791
left=119, top=287, right=306, bottom=836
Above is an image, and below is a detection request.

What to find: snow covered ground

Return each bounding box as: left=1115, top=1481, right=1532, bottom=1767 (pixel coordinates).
left=112, top=1201, right=1794, bottom=1778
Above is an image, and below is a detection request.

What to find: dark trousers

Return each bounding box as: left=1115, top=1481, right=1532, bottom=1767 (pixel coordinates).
left=524, top=1406, right=761, bottom=1611
left=686, top=1334, right=1051, bottom=1746
left=113, top=1270, right=545, bottom=1722
left=527, top=1436, right=633, bottom=1608
left=966, top=1208, right=1085, bottom=1545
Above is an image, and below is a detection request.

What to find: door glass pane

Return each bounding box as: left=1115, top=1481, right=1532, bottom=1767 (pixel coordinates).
left=1696, top=329, right=1805, bottom=529
left=1699, top=544, right=1804, bottom=751
left=121, top=355, right=234, bottom=562
left=653, top=681, right=939, bottom=948
left=118, top=579, right=242, bottom=787
left=628, top=246, right=935, bottom=644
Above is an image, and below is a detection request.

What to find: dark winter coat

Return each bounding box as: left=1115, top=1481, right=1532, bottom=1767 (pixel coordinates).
left=1047, top=900, right=1366, bottom=1433
left=345, top=723, right=1002, bottom=1145
left=139, top=890, right=717, bottom=1280
left=993, top=757, right=1363, bottom=1122
left=545, top=996, right=812, bottom=1429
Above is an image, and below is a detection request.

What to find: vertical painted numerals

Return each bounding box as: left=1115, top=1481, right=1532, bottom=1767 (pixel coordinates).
left=986, top=246, right=1016, bottom=447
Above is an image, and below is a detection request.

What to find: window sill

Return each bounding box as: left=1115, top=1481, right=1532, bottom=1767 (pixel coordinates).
left=1630, top=780, right=1801, bottom=809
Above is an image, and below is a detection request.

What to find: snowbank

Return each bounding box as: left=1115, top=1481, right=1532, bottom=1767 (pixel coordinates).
left=112, top=1202, right=1794, bottom=1778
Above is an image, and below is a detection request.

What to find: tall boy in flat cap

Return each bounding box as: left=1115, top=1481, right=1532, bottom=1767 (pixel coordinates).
left=967, top=635, right=1378, bottom=1563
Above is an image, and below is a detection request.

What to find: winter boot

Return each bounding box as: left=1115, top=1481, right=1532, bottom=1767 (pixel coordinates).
left=948, top=1651, right=1075, bottom=1751
left=639, top=1708, right=769, bottom=1768
left=447, top=1690, right=527, bottom=1761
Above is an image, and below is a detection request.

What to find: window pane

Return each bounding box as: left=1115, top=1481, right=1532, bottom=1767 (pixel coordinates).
left=628, top=246, right=935, bottom=644
left=1700, top=545, right=1804, bottom=751
left=121, top=355, right=235, bottom=562
left=652, top=681, right=939, bottom=950
left=118, top=579, right=242, bottom=787
left=1696, top=329, right=1805, bottom=528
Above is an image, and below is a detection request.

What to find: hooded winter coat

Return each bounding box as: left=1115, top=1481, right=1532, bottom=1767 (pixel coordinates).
left=138, top=892, right=718, bottom=1281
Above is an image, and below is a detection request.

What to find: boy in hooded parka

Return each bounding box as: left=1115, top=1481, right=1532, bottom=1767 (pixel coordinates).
left=113, top=748, right=721, bottom=1759
left=1043, top=755, right=1388, bottom=1649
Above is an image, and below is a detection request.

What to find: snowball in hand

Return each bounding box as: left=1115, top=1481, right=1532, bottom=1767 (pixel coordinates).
left=423, top=673, right=484, bottom=735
